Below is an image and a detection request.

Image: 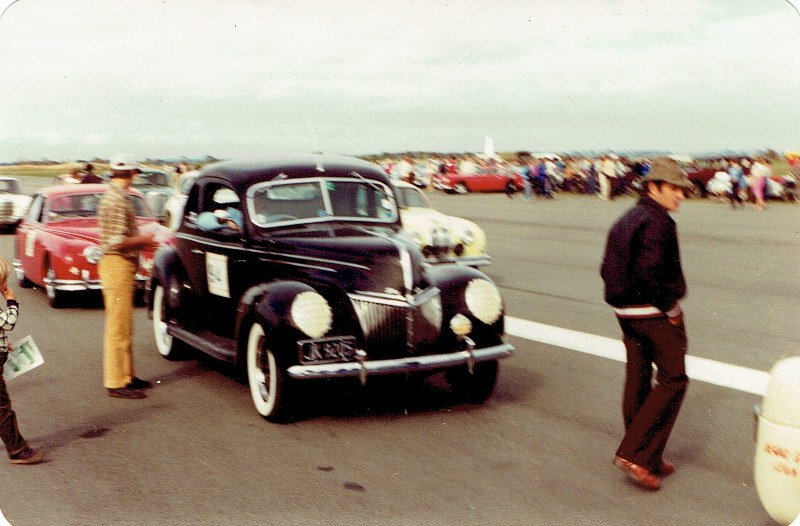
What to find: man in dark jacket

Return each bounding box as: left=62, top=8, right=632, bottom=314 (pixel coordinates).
left=600, top=157, right=693, bottom=491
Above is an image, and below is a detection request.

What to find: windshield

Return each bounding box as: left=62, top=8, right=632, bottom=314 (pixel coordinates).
left=132, top=171, right=170, bottom=188
left=247, top=178, right=397, bottom=227
left=45, top=192, right=151, bottom=221
left=395, top=186, right=429, bottom=209
left=0, top=179, right=20, bottom=194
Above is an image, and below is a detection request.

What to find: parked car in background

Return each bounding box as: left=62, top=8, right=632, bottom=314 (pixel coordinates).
left=130, top=169, right=174, bottom=224
left=163, top=170, right=199, bottom=229
left=148, top=155, right=513, bottom=422
left=0, top=177, right=32, bottom=232
left=13, top=184, right=167, bottom=307
left=684, top=164, right=720, bottom=198
left=433, top=167, right=523, bottom=194
left=392, top=180, right=490, bottom=267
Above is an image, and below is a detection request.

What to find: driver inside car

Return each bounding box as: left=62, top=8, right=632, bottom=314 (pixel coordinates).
left=196, top=207, right=243, bottom=232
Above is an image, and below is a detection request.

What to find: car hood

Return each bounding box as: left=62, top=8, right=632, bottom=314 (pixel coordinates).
left=259, top=226, right=424, bottom=295
left=400, top=207, right=476, bottom=230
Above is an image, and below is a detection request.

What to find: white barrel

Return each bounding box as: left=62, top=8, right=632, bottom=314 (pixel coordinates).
left=754, top=357, right=800, bottom=525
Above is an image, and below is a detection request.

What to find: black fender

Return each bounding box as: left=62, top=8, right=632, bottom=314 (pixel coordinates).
left=424, top=264, right=505, bottom=348
left=234, top=280, right=321, bottom=367
left=147, top=245, right=181, bottom=313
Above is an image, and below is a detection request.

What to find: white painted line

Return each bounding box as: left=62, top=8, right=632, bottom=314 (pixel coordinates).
left=506, top=316, right=770, bottom=397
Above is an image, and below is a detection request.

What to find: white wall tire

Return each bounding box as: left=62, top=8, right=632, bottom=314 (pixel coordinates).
left=246, top=322, right=289, bottom=422
left=152, top=284, right=185, bottom=360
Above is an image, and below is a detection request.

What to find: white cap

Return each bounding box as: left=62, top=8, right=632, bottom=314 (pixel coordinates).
left=109, top=153, right=137, bottom=171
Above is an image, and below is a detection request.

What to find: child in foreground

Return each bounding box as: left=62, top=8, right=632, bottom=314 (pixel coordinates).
left=0, top=257, right=44, bottom=465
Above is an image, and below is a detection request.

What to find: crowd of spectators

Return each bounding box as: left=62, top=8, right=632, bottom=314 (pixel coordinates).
left=375, top=153, right=797, bottom=206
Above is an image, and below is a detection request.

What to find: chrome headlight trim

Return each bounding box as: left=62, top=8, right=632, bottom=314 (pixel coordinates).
left=82, top=245, right=104, bottom=265
left=290, top=291, right=333, bottom=339
left=465, top=278, right=502, bottom=325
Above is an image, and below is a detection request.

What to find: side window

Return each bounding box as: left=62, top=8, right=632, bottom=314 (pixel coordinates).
left=193, top=183, right=242, bottom=234
left=26, top=195, right=44, bottom=223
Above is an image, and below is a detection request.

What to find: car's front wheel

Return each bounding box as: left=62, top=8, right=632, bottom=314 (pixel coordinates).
left=152, top=284, right=187, bottom=360
left=453, top=182, right=469, bottom=194
left=445, top=360, right=499, bottom=404
left=246, top=322, right=291, bottom=422
left=44, top=258, right=63, bottom=308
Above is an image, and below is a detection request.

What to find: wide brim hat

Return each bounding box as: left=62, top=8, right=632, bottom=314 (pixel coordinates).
left=646, top=157, right=693, bottom=189
left=109, top=153, right=138, bottom=172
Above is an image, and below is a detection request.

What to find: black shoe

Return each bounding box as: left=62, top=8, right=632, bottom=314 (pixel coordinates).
left=107, top=387, right=147, bottom=399
left=126, top=377, right=153, bottom=390
left=9, top=447, right=45, bottom=465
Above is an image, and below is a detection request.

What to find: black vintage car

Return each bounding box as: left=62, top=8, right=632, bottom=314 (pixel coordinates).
left=147, top=155, right=513, bottom=421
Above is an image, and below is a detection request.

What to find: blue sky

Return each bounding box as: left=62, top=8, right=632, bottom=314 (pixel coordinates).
left=0, top=0, right=798, bottom=162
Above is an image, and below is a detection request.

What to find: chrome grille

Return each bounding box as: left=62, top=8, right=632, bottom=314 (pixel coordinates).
left=0, top=200, right=12, bottom=219
left=349, top=288, right=442, bottom=358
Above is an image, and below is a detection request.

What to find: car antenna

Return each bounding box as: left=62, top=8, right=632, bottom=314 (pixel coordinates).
left=306, top=118, right=325, bottom=172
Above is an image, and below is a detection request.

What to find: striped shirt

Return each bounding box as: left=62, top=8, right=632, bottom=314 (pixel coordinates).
left=98, top=184, right=140, bottom=264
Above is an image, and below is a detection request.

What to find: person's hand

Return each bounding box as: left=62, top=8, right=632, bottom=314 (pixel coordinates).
left=668, top=312, right=683, bottom=327
left=138, top=233, right=159, bottom=251
left=1, top=285, right=15, bottom=302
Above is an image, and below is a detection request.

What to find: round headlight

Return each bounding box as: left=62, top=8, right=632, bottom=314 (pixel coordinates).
left=290, top=291, right=332, bottom=339
left=465, top=278, right=502, bottom=325
left=82, top=245, right=104, bottom=265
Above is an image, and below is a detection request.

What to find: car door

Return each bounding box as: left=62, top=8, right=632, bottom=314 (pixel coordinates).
left=177, top=180, right=244, bottom=341
left=15, top=193, right=46, bottom=285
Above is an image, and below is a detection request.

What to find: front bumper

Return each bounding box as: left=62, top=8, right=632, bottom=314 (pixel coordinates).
left=287, top=342, right=514, bottom=381
left=41, top=274, right=148, bottom=292
left=425, top=254, right=492, bottom=267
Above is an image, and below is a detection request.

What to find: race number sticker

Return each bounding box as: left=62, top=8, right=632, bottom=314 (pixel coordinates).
left=24, top=231, right=37, bottom=257
left=205, top=253, right=230, bottom=298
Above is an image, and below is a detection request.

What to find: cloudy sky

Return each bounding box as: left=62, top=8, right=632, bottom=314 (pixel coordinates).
left=0, top=0, right=798, bottom=162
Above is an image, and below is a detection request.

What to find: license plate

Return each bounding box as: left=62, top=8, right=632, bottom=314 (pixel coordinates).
left=299, top=336, right=357, bottom=364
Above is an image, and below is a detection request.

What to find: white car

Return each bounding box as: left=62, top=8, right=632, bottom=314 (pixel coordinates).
left=0, top=177, right=32, bottom=232
left=392, top=180, right=490, bottom=267
left=162, top=171, right=198, bottom=229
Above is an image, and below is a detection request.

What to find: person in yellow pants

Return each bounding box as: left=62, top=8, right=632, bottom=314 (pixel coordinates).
left=98, top=154, right=157, bottom=399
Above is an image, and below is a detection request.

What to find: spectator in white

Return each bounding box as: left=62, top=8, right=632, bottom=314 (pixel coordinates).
left=749, top=157, right=771, bottom=211
left=599, top=155, right=618, bottom=200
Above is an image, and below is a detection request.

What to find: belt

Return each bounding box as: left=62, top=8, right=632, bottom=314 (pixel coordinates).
left=614, top=303, right=682, bottom=319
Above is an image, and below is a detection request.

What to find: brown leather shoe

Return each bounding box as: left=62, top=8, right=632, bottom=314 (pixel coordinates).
left=613, top=456, right=662, bottom=490
left=107, top=387, right=147, bottom=399
left=126, top=377, right=153, bottom=390
left=657, top=459, right=675, bottom=476
left=9, top=447, right=45, bottom=465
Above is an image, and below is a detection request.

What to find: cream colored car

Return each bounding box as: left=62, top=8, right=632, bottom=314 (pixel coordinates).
left=393, top=180, right=490, bottom=267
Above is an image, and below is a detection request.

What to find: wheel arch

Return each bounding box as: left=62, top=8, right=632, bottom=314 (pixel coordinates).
left=234, top=280, right=319, bottom=367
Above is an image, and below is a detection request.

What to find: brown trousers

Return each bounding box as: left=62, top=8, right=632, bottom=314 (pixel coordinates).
left=615, top=316, right=689, bottom=472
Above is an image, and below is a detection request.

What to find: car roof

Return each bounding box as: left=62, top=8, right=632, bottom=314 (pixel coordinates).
left=198, top=155, right=389, bottom=190
left=37, top=183, right=145, bottom=198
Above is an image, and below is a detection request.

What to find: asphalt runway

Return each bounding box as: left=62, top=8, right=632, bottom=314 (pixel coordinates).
left=0, top=177, right=797, bottom=525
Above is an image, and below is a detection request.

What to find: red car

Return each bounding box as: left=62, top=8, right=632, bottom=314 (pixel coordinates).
left=13, top=184, right=166, bottom=308
left=433, top=168, right=524, bottom=194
